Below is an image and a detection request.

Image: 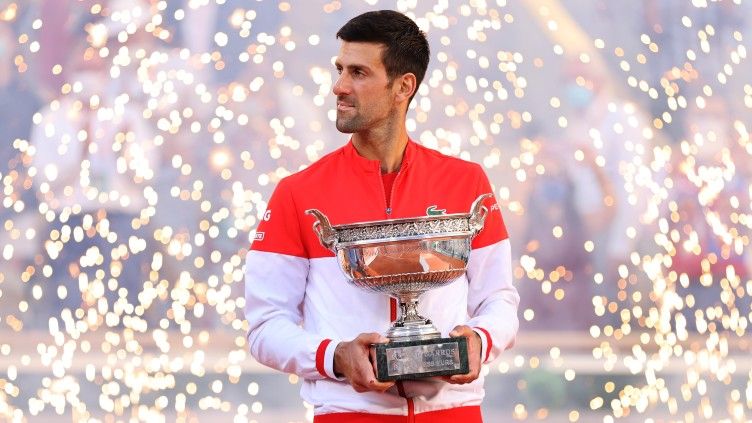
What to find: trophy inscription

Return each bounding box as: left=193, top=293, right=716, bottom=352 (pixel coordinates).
left=306, top=194, right=491, bottom=381
left=376, top=338, right=468, bottom=379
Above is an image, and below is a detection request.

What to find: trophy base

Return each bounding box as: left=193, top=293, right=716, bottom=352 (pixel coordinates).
left=373, top=337, right=469, bottom=381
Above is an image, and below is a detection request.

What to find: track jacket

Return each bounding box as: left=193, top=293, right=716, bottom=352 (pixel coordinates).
left=244, top=140, right=519, bottom=419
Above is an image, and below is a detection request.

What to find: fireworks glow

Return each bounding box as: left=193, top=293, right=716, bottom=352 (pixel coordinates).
left=0, top=0, right=751, bottom=421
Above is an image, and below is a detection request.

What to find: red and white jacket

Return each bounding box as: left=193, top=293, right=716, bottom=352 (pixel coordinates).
left=244, top=140, right=519, bottom=419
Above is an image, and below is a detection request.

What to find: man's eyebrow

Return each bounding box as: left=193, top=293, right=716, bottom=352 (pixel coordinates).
left=334, top=62, right=372, bottom=72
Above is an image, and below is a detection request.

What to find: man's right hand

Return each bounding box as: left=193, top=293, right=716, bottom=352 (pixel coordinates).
left=333, top=333, right=395, bottom=393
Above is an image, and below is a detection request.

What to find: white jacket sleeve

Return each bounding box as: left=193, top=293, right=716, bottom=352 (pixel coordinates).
left=466, top=239, right=520, bottom=363
left=245, top=250, right=340, bottom=380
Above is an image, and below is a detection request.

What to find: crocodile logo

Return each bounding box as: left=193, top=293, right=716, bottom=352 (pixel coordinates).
left=426, top=205, right=447, bottom=216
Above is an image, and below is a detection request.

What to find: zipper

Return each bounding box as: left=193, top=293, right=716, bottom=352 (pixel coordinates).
left=377, top=170, right=390, bottom=217
left=386, top=167, right=404, bottom=218
left=396, top=381, right=415, bottom=422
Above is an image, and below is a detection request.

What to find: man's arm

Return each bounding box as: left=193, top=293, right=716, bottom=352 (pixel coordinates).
left=246, top=179, right=394, bottom=391
left=246, top=237, right=394, bottom=391
left=245, top=250, right=341, bottom=380
left=464, top=166, right=520, bottom=363
left=444, top=167, right=519, bottom=384
left=443, top=238, right=517, bottom=385
left=465, top=238, right=519, bottom=363
left=244, top=180, right=340, bottom=380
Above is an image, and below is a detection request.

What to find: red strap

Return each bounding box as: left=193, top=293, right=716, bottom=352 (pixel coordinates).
left=315, top=339, right=332, bottom=378
left=474, top=326, right=493, bottom=362
left=415, top=406, right=480, bottom=422
left=313, top=406, right=482, bottom=422
left=315, top=414, right=404, bottom=423
left=396, top=382, right=414, bottom=423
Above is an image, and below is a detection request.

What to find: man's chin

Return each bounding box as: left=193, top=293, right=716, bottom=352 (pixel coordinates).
left=335, top=119, right=358, bottom=134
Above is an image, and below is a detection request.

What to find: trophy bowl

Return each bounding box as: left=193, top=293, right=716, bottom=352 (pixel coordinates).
left=305, top=194, right=492, bottom=381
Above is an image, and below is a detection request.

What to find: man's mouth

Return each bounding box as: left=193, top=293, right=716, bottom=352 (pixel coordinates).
left=337, top=100, right=355, bottom=111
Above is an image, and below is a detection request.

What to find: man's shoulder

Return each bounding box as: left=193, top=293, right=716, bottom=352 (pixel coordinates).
left=279, top=144, right=348, bottom=190
left=410, top=141, right=484, bottom=175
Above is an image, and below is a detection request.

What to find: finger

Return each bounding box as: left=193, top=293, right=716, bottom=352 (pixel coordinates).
left=360, top=332, right=390, bottom=345
left=356, top=357, right=381, bottom=387
left=355, top=369, right=393, bottom=392
left=352, top=383, right=369, bottom=393
left=439, top=375, right=456, bottom=384
left=368, top=379, right=395, bottom=392
left=449, top=325, right=470, bottom=338
left=453, top=365, right=481, bottom=381
left=442, top=369, right=474, bottom=384
left=448, top=374, right=472, bottom=384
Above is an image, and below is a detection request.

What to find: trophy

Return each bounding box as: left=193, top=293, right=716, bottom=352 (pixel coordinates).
left=305, top=193, right=492, bottom=381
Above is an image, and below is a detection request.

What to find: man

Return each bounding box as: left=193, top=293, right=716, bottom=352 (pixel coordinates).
left=244, top=10, right=519, bottom=422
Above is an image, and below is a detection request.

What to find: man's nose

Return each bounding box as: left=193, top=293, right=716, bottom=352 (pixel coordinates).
left=332, top=74, right=351, bottom=96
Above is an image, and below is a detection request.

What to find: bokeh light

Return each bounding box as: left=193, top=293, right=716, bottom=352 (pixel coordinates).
left=1, top=0, right=751, bottom=421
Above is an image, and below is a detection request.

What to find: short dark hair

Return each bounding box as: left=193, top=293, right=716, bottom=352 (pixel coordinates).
left=336, top=10, right=430, bottom=102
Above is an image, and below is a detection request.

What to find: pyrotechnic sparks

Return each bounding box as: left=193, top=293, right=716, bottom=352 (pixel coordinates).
left=0, top=0, right=750, bottom=421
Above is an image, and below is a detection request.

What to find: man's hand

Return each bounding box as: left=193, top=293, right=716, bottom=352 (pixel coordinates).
left=442, top=325, right=483, bottom=384
left=333, top=333, right=395, bottom=393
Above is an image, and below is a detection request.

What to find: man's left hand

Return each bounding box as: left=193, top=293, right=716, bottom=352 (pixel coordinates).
left=441, top=325, right=482, bottom=384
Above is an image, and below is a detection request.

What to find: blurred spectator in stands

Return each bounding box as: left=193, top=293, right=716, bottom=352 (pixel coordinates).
left=0, top=23, right=42, bottom=174
left=519, top=132, right=614, bottom=330
left=670, top=99, right=751, bottom=331
left=30, top=2, right=159, bottom=326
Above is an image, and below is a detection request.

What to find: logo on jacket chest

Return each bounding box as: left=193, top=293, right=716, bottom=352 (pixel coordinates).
left=426, top=205, right=447, bottom=216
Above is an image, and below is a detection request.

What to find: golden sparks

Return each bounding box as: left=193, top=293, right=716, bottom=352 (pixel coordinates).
left=0, top=1, right=750, bottom=421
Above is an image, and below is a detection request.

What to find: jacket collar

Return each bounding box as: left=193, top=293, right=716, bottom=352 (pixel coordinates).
left=344, top=138, right=415, bottom=174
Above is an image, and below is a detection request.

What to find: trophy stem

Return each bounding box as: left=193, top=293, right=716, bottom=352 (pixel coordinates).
left=386, top=295, right=441, bottom=342
left=397, top=297, right=427, bottom=325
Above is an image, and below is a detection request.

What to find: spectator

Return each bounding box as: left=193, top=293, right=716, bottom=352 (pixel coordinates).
left=30, top=26, right=158, bottom=324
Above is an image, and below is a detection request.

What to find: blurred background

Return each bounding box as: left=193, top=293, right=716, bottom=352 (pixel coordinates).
left=1, top=0, right=751, bottom=421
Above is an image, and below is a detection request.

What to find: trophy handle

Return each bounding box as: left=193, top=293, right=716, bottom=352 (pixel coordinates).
left=305, top=209, right=338, bottom=251
left=468, top=193, right=493, bottom=237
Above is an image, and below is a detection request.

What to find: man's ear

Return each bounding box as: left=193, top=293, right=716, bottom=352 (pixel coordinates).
left=394, top=73, right=417, bottom=103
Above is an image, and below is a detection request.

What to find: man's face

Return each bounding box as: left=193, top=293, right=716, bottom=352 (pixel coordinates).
left=333, top=41, right=397, bottom=134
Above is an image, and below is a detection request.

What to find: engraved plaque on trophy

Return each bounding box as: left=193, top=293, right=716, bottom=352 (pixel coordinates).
left=305, top=194, right=491, bottom=381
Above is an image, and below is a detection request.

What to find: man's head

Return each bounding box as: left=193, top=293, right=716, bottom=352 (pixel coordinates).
left=333, top=10, right=430, bottom=134
left=337, top=10, right=429, bottom=99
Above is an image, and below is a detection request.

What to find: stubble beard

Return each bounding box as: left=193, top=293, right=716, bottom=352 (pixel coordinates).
left=335, top=111, right=365, bottom=134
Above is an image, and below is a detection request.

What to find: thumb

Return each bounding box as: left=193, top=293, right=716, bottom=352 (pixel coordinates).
left=362, top=332, right=390, bottom=344
left=449, top=325, right=465, bottom=338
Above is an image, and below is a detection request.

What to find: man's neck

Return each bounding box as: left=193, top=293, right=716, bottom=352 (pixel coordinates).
left=351, top=121, right=409, bottom=174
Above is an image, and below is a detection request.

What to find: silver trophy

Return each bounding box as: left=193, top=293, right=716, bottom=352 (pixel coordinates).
left=305, top=194, right=492, bottom=381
